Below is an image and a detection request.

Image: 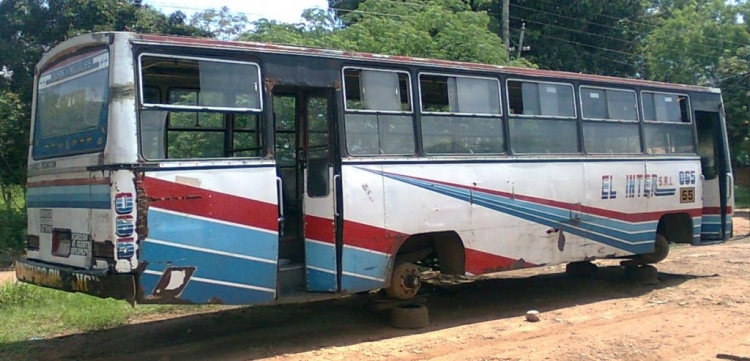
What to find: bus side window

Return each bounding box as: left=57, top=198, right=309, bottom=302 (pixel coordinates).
left=419, top=73, right=504, bottom=155
left=580, top=86, right=641, bottom=154
left=343, top=68, right=415, bottom=156
left=507, top=79, right=578, bottom=154
left=642, top=91, right=694, bottom=154
left=139, top=55, right=263, bottom=160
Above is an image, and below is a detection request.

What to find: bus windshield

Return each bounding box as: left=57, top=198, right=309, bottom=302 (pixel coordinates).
left=33, top=49, right=109, bottom=159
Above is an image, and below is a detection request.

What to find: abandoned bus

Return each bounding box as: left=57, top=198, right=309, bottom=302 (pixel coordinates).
left=16, top=32, right=734, bottom=305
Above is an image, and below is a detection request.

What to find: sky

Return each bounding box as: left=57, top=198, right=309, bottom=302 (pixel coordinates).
left=143, top=0, right=330, bottom=24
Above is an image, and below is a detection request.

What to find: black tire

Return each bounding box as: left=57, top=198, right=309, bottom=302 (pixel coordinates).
left=635, top=234, right=670, bottom=264
left=565, top=261, right=598, bottom=277
left=389, top=303, right=429, bottom=329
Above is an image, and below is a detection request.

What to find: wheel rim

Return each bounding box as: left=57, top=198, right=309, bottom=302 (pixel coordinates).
left=388, top=263, right=421, bottom=300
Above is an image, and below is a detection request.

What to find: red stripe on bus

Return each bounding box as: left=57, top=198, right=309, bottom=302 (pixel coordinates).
left=27, top=177, right=110, bottom=188
left=465, top=248, right=537, bottom=276
left=304, top=215, right=335, bottom=243
left=396, top=174, right=702, bottom=222
left=142, top=177, right=278, bottom=232
left=702, top=206, right=733, bottom=215
left=343, top=220, right=405, bottom=254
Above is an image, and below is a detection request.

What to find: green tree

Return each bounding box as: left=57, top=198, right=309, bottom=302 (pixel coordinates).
left=189, top=6, right=249, bottom=40
left=245, top=0, right=523, bottom=67
left=0, top=0, right=207, bottom=184
left=644, top=0, right=750, bottom=165
left=331, top=0, right=647, bottom=76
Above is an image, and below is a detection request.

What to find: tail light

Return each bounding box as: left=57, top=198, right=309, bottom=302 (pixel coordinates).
left=51, top=229, right=71, bottom=258
left=93, top=241, right=115, bottom=259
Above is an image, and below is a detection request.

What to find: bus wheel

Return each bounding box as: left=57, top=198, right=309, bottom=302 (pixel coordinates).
left=635, top=234, right=670, bottom=264
left=385, top=262, right=421, bottom=300
left=389, top=303, right=429, bottom=329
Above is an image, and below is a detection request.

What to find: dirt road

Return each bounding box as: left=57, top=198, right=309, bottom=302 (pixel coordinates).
left=2, top=212, right=749, bottom=361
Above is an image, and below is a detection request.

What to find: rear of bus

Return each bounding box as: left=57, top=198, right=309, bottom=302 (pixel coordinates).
left=15, top=33, right=139, bottom=303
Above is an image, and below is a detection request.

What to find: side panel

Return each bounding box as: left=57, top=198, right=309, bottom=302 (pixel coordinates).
left=138, top=165, right=279, bottom=304
left=340, top=159, right=702, bottom=289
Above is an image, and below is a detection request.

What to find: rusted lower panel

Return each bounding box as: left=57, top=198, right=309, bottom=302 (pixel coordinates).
left=15, top=258, right=136, bottom=305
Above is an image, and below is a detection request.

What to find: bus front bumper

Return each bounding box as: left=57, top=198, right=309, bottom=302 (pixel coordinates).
left=15, top=258, right=136, bottom=305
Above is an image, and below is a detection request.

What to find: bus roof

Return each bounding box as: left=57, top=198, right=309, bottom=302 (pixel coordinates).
left=127, top=32, right=716, bottom=94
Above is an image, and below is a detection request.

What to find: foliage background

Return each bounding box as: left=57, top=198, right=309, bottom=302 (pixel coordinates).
left=0, top=0, right=749, bottom=252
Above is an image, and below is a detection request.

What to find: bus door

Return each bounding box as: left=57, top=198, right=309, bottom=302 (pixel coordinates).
left=695, top=99, right=733, bottom=241
left=273, top=88, right=341, bottom=294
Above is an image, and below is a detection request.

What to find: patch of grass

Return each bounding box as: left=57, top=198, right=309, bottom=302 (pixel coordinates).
left=736, top=186, right=749, bottom=209
left=0, top=283, right=221, bottom=343
left=0, top=283, right=132, bottom=342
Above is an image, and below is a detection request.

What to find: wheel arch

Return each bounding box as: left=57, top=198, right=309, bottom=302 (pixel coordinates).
left=390, top=230, right=466, bottom=276
left=657, top=212, right=694, bottom=244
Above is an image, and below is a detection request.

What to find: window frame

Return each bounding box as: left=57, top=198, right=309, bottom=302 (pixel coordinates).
left=505, top=78, right=577, bottom=119
left=640, top=90, right=692, bottom=124
left=341, top=66, right=413, bottom=114
left=138, top=52, right=264, bottom=113
left=579, top=85, right=639, bottom=123
left=418, top=72, right=503, bottom=117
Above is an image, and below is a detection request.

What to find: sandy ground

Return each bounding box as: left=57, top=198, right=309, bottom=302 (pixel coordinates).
left=1, top=211, right=749, bottom=361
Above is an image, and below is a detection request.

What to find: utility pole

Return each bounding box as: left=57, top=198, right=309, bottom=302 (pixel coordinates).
left=503, top=0, right=510, bottom=62
left=516, top=22, right=526, bottom=59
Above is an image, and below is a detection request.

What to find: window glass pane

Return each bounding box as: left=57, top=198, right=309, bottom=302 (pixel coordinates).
left=606, top=89, right=638, bottom=121
left=642, top=92, right=689, bottom=123
left=167, top=131, right=224, bottom=158
left=344, top=68, right=411, bottom=111
left=34, top=49, right=109, bottom=158
left=540, top=84, right=575, bottom=117
left=583, top=123, right=641, bottom=153
left=140, top=110, right=168, bottom=159
left=422, top=116, right=503, bottom=154
left=696, top=111, right=719, bottom=180
left=420, top=74, right=451, bottom=112
left=644, top=124, right=695, bottom=154
left=345, top=113, right=415, bottom=155
left=345, top=114, right=379, bottom=155
left=420, top=74, right=500, bottom=115
left=508, top=80, right=574, bottom=117
left=169, top=111, right=196, bottom=127
left=233, top=132, right=259, bottom=157
left=141, top=56, right=261, bottom=110
left=235, top=114, right=257, bottom=130
left=582, top=87, right=638, bottom=121
left=509, top=118, right=578, bottom=153
left=455, top=77, right=501, bottom=115
left=581, top=88, right=607, bottom=119
left=143, top=87, right=160, bottom=104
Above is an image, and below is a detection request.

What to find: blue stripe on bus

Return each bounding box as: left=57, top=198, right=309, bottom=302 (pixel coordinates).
left=378, top=172, right=655, bottom=254
left=27, top=184, right=110, bottom=209
left=148, top=209, right=278, bottom=262
left=342, top=247, right=389, bottom=282
left=306, top=268, right=336, bottom=292
left=305, top=240, right=336, bottom=272
left=342, top=273, right=387, bottom=293
left=141, top=241, right=277, bottom=291
left=140, top=273, right=275, bottom=305
left=305, top=241, right=390, bottom=292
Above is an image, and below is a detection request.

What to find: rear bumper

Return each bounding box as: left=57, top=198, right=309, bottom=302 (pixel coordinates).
left=15, top=258, right=136, bottom=304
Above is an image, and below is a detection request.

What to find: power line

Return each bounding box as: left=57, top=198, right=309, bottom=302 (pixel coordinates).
left=512, top=15, right=725, bottom=63
left=510, top=1, right=749, bottom=52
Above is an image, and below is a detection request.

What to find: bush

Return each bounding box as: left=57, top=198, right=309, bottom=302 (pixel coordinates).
left=0, top=207, right=25, bottom=252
